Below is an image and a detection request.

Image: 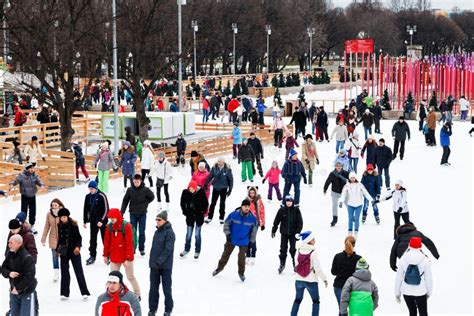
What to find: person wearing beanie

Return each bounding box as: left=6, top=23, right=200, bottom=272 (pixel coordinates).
left=23, top=135, right=45, bottom=166
left=331, top=119, right=349, bottom=154
left=282, top=149, right=307, bottom=206
left=284, top=131, right=299, bottom=161
left=191, top=161, right=211, bottom=214
left=324, top=162, right=350, bottom=227
left=291, top=231, right=328, bottom=316
left=103, top=208, right=141, bottom=299
left=334, top=148, right=352, bottom=172
left=73, top=142, right=90, bottom=182
left=189, top=150, right=210, bottom=176
left=359, top=108, right=374, bottom=140
left=361, top=135, right=378, bottom=167
left=95, top=271, right=141, bottom=316
left=439, top=121, right=452, bottom=166
left=41, top=198, right=65, bottom=281
left=290, top=105, right=307, bottom=138
left=213, top=199, right=258, bottom=282
left=238, top=137, right=255, bottom=182
left=179, top=180, right=209, bottom=259
left=361, top=164, right=381, bottom=224
left=302, top=134, right=319, bottom=187
left=272, top=195, right=304, bottom=274
left=340, top=258, right=379, bottom=316
left=170, top=132, right=187, bottom=167
left=83, top=180, right=109, bottom=265
left=119, top=141, right=137, bottom=189
left=246, top=186, right=266, bottom=264
left=395, top=237, right=433, bottom=316
left=153, top=151, right=173, bottom=211
left=391, top=116, right=411, bottom=160
left=344, top=131, right=361, bottom=173
left=373, top=138, right=392, bottom=191
left=418, top=99, right=427, bottom=131
left=204, top=157, right=233, bottom=224
left=94, top=141, right=115, bottom=193
left=121, top=174, right=155, bottom=257
left=9, top=162, right=45, bottom=234
left=7, top=216, right=38, bottom=264
left=331, top=236, right=362, bottom=315
left=248, top=132, right=264, bottom=177
left=149, top=210, right=176, bottom=315
left=56, top=208, right=90, bottom=300
left=231, top=123, right=242, bottom=159
left=141, top=139, right=155, bottom=187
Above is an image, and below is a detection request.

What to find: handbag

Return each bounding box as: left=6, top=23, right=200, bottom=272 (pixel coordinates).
left=156, top=178, right=165, bottom=188
left=57, top=243, right=68, bottom=257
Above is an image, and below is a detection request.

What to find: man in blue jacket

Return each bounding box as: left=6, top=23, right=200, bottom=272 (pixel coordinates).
left=282, top=148, right=307, bottom=207
left=204, top=158, right=234, bottom=224
left=257, top=97, right=266, bottom=125
left=212, top=199, right=257, bottom=282
left=361, top=164, right=381, bottom=224
left=440, top=122, right=452, bottom=166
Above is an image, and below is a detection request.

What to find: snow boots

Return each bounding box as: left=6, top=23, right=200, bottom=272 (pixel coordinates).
left=330, top=216, right=338, bottom=227
left=278, top=263, right=285, bottom=274
left=86, top=257, right=96, bottom=265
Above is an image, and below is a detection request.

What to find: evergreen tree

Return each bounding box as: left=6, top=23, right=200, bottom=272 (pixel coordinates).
left=279, top=74, right=285, bottom=88
left=298, top=87, right=305, bottom=106
left=224, top=80, right=231, bottom=96
left=429, top=91, right=438, bottom=111
left=274, top=87, right=282, bottom=106
left=271, top=75, right=279, bottom=88
left=241, top=79, right=249, bottom=95
left=286, top=74, right=293, bottom=87
left=406, top=91, right=414, bottom=108
left=382, top=89, right=391, bottom=110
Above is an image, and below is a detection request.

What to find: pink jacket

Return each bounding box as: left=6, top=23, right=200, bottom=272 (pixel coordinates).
left=192, top=169, right=211, bottom=197
left=264, top=167, right=281, bottom=184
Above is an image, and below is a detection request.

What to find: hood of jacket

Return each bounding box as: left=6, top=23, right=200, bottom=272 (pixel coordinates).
left=353, top=269, right=372, bottom=281
left=402, top=249, right=426, bottom=265
left=396, top=223, right=417, bottom=236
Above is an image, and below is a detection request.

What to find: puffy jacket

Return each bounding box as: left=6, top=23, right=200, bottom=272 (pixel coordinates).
left=121, top=182, right=155, bottom=215
left=395, top=249, right=433, bottom=297
left=302, top=140, right=318, bottom=171
left=264, top=167, right=281, bottom=184
left=257, top=99, right=266, bottom=113
left=191, top=169, right=211, bottom=197
left=440, top=125, right=451, bottom=147
left=103, top=212, right=134, bottom=263
left=340, top=269, right=379, bottom=316
left=23, top=143, right=44, bottom=163
left=316, top=111, right=328, bottom=127
left=141, top=147, right=155, bottom=170
left=247, top=137, right=263, bottom=158
left=374, top=145, right=392, bottom=168
left=153, top=159, right=173, bottom=184
left=10, top=170, right=44, bottom=197
left=173, top=138, right=187, bottom=153
left=238, top=144, right=255, bottom=163
left=285, top=136, right=299, bottom=151
left=149, top=222, right=175, bottom=270
left=57, top=219, right=82, bottom=258
left=344, top=137, right=361, bottom=158
left=339, top=182, right=373, bottom=207
left=41, top=210, right=60, bottom=249
left=331, top=125, right=349, bottom=141
left=392, top=122, right=411, bottom=141
left=282, top=159, right=306, bottom=183
left=334, top=155, right=352, bottom=172
left=95, top=285, right=142, bottom=316
left=120, top=150, right=137, bottom=177
left=272, top=205, right=303, bottom=236
left=295, top=243, right=327, bottom=283
left=361, top=171, right=380, bottom=197
left=232, top=127, right=242, bottom=145
left=95, top=149, right=114, bottom=171
left=1, top=247, right=37, bottom=295
left=361, top=141, right=377, bottom=165
left=6, top=223, right=38, bottom=263
left=360, top=113, right=374, bottom=128
left=380, top=188, right=409, bottom=213
left=323, top=170, right=349, bottom=194
left=427, top=111, right=437, bottom=130
left=205, top=163, right=233, bottom=191
left=290, top=111, right=307, bottom=127
left=371, top=105, right=382, bottom=120
left=248, top=192, right=265, bottom=227
left=83, top=190, right=109, bottom=224
left=224, top=208, right=258, bottom=247
left=331, top=251, right=362, bottom=289
left=180, top=188, right=209, bottom=226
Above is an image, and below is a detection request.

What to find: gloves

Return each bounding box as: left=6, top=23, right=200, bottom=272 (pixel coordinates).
left=226, top=190, right=232, bottom=197
left=303, top=177, right=307, bottom=185
left=261, top=225, right=265, bottom=231
left=397, top=207, right=403, bottom=213
left=391, top=265, right=398, bottom=272
left=395, top=296, right=401, bottom=304
left=338, top=202, right=343, bottom=208
left=226, top=235, right=231, bottom=243
left=271, top=232, right=276, bottom=238
left=262, top=178, right=266, bottom=184
left=316, top=158, right=320, bottom=165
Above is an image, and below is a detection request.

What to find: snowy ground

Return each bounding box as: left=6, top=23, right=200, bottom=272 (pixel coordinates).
left=1, top=117, right=472, bottom=315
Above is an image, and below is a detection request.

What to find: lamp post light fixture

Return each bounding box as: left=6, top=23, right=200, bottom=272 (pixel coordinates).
left=53, top=20, right=59, bottom=63
left=406, top=25, right=417, bottom=47
left=307, top=27, right=315, bottom=72
left=266, top=25, right=271, bottom=73
left=191, top=20, right=198, bottom=79
left=3, top=0, right=11, bottom=64
left=112, top=0, right=120, bottom=154
left=177, top=0, right=186, bottom=111
left=232, top=23, right=238, bottom=74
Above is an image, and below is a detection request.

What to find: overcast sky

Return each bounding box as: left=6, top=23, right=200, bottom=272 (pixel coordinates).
left=331, top=0, right=473, bottom=11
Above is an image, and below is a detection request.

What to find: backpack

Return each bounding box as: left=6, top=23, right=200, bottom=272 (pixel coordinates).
left=404, top=264, right=424, bottom=285
left=108, top=221, right=138, bottom=252
left=295, top=250, right=314, bottom=277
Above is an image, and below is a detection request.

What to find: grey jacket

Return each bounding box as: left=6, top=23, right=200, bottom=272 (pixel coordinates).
left=95, top=288, right=141, bottom=316
left=95, top=150, right=114, bottom=171
left=10, top=171, right=44, bottom=197
left=340, top=269, right=379, bottom=315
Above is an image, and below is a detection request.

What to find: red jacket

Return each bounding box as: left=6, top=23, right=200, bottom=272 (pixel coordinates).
left=228, top=99, right=240, bottom=113
left=103, top=209, right=134, bottom=263
left=249, top=196, right=265, bottom=227
left=192, top=169, right=210, bottom=197
left=96, top=285, right=140, bottom=316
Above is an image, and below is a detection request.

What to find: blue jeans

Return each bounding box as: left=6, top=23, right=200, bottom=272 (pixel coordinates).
left=347, top=205, right=362, bottom=232
left=349, top=158, right=359, bottom=174
left=377, top=166, right=390, bottom=189
left=52, top=249, right=59, bottom=269
left=246, top=241, right=257, bottom=257
left=283, top=180, right=301, bottom=205
left=461, top=110, right=468, bottom=121
left=273, top=111, right=279, bottom=120
left=364, top=127, right=372, bottom=140
left=10, top=291, right=37, bottom=316
left=336, top=140, right=345, bottom=153
left=130, top=214, right=146, bottom=251
left=363, top=198, right=379, bottom=217
left=290, top=281, right=320, bottom=316
left=202, top=109, right=209, bottom=123
left=149, top=269, right=173, bottom=313
left=334, top=287, right=342, bottom=316
left=184, top=224, right=202, bottom=253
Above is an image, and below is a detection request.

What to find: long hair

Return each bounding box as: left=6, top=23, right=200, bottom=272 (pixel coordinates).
left=344, top=235, right=356, bottom=255
left=50, top=198, right=65, bottom=211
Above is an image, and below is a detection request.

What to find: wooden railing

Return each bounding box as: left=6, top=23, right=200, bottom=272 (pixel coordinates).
left=0, top=162, right=49, bottom=199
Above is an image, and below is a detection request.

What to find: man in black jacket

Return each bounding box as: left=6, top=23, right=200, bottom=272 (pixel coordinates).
left=271, top=195, right=303, bottom=274
left=83, top=180, right=109, bottom=265
left=371, top=102, right=382, bottom=134
left=2, top=234, right=38, bottom=315
left=359, top=109, right=374, bottom=140
left=316, top=106, right=329, bottom=141
left=418, top=100, right=427, bottom=131
left=374, top=138, right=392, bottom=190
left=289, top=107, right=307, bottom=138
left=323, top=162, right=349, bottom=227
left=121, top=174, right=155, bottom=256
left=171, top=133, right=187, bottom=166
left=390, top=223, right=439, bottom=272
left=248, top=132, right=264, bottom=177
left=391, top=116, right=411, bottom=160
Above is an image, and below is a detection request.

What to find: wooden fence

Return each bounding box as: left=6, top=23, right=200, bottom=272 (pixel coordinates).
left=0, top=162, right=49, bottom=199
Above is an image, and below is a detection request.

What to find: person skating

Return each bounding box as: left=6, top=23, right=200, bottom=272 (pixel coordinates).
left=120, top=141, right=137, bottom=189
left=9, top=163, right=45, bottom=234
left=179, top=180, right=208, bottom=259
left=5, top=140, right=26, bottom=164
left=290, top=107, right=307, bottom=138
left=272, top=195, right=303, bottom=273
left=191, top=161, right=211, bottom=215
left=361, top=135, right=377, bottom=167
left=459, top=95, right=470, bottom=121
left=334, top=149, right=351, bottom=172
left=301, top=134, right=319, bottom=187
left=359, top=109, right=374, bottom=140
left=246, top=186, right=265, bottom=264
left=141, top=140, right=155, bottom=187
left=263, top=160, right=282, bottom=202
left=272, top=113, right=287, bottom=148
left=204, top=157, right=233, bottom=224
left=238, top=137, right=255, bottom=182
left=23, top=136, right=45, bottom=166
left=94, top=142, right=115, bottom=193
left=41, top=199, right=64, bottom=282
left=248, top=132, right=264, bottom=177
left=232, top=122, right=242, bottom=159
left=124, top=126, right=136, bottom=148
left=282, top=149, right=307, bottom=206
left=285, top=131, right=299, bottom=160
left=315, top=106, right=329, bottom=142
left=103, top=208, right=141, bottom=299
left=417, top=100, right=427, bottom=131
left=391, top=116, right=411, bottom=160
left=331, top=119, right=349, bottom=154
left=338, top=172, right=373, bottom=237
left=83, top=180, right=109, bottom=265
left=95, top=271, right=142, bottom=316
left=395, top=237, right=433, bottom=316
left=171, top=133, right=187, bottom=167
left=374, top=138, right=392, bottom=190
left=323, top=162, right=349, bottom=227
left=153, top=151, right=173, bottom=211
left=73, top=142, right=90, bottom=181
left=361, top=164, right=381, bottom=224
left=121, top=174, right=155, bottom=256
left=440, top=121, right=452, bottom=166
left=212, top=199, right=258, bottom=282
left=6, top=217, right=38, bottom=264
left=344, top=132, right=361, bottom=174
left=371, top=102, right=382, bottom=134
left=426, top=107, right=437, bottom=146
left=56, top=208, right=90, bottom=300
left=149, top=211, right=176, bottom=316
left=340, top=258, right=379, bottom=316
left=331, top=236, right=362, bottom=315
left=189, top=150, right=210, bottom=175
left=290, top=231, right=328, bottom=316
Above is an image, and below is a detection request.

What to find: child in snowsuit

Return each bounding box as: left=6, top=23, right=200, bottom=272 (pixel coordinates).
left=246, top=186, right=265, bottom=264
left=238, top=137, right=255, bottom=182
left=361, top=164, right=380, bottom=224
left=263, top=160, right=282, bottom=201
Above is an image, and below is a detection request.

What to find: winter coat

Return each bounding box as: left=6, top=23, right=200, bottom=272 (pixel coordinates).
left=290, top=111, right=307, bottom=127
left=360, top=113, right=374, bottom=128
left=264, top=167, right=281, bottom=184
left=392, top=122, right=411, bottom=141
left=282, top=159, right=307, bottom=183
left=295, top=243, right=327, bottom=283
left=95, top=149, right=114, bottom=171
left=149, top=222, right=175, bottom=270
left=173, top=138, right=187, bottom=154
left=272, top=118, right=285, bottom=130
left=344, top=137, right=361, bottom=158
left=440, top=125, right=451, bottom=147
left=95, top=285, right=142, bottom=316
left=189, top=154, right=210, bottom=175
left=41, top=210, right=60, bottom=249
left=1, top=247, right=37, bottom=295
left=248, top=137, right=263, bottom=158
left=141, top=147, right=155, bottom=170
left=374, top=145, right=392, bottom=168
left=323, top=170, right=349, bottom=194
left=248, top=194, right=265, bottom=227
left=103, top=214, right=135, bottom=263
left=238, top=144, right=255, bottom=163
left=331, top=251, right=362, bottom=288
left=390, top=224, right=439, bottom=271
left=204, top=163, right=233, bottom=191
left=228, top=99, right=240, bottom=113
left=331, top=125, right=349, bottom=141
left=23, top=143, right=44, bottom=163
left=427, top=111, right=437, bottom=130
left=57, top=219, right=82, bottom=257
left=459, top=97, right=470, bottom=111
left=73, top=144, right=85, bottom=167
left=334, top=155, right=352, bottom=172
left=285, top=136, right=299, bottom=151
left=361, top=141, right=377, bottom=165
left=361, top=171, right=380, bottom=197
left=257, top=99, right=266, bottom=113
left=339, top=182, right=373, bottom=207
left=10, top=170, right=44, bottom=197
left=316, top=111, right=328, bottom=127
left=180, top=188, right=209, bottom=226
left=192, top=169, right=210, bottom=196
left=272, top=205, right=303, bottom=236
left=83, top=190, right=109, bottom=224
left=395, top=249, right=433, bottom=297
left=249, top=111, right=258, bottom=124
left=371, top=105, right=382, bottom=120
left=153, top=159, right=173, bottom=184
left=232, top=127, right=242, bottom=145
left=120, top=149, right=137, bottom=177
left=340, top=269, right=379, bottom=316
left=380, top=188, right=409, bottom=213
left=301, top=140, right=318, bottom=171
left=224, top=208, right=258, bottom=247
left=124, top=127, right=136, bottom=147
left=418, top=105, right=427, bottom=120
left=6, top=223, right=38, bottom=263
left=121, top=182, right=155, bottom=215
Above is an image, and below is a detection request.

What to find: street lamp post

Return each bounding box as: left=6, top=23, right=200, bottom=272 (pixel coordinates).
left=177, top=0, right=186, bottom=111
left=53, top=20, right=59, bottom=63
left=266, top=25, right=271, bottom=73
left=191, top=20, right=198, bottom=80
left=307, top=27, right=315, bottom=73
left=112, top=0, right=119, bottom=154
left=232, top=23, right=237, bottom=74
left=406, top=25, right=417, bottom=58
left=3, top=0, right=11, bottom=64
left=104, top=22, right=110, bottom=78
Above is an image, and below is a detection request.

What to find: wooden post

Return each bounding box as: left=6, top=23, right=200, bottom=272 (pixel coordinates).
left=42, top=125, right=47, bottom=148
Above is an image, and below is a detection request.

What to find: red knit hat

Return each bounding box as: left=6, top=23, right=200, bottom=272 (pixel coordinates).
left=107, top=208, right=122, bottom=220
left=367, top=164, right=374, bottom=171
left=409, top=237, right=422, bottom=249
left=188, top=180, right=198, bottom=191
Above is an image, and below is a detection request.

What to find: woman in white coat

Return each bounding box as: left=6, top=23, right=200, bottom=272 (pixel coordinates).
left=395, top=236, right=433, bottom=316
left=344, top=132, right=361, bottom=173
left=24, top=136, right=45, bottom=166
left=141, top=140, right=155, bottom=187
left=153, top=151, right=173, bottom=210
left=375, top=179, right=409, bottom=238
left=339, top=172, right=373, bottom=237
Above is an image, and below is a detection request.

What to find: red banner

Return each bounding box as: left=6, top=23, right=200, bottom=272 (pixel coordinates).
left=344, top=39, right=374, bottom=54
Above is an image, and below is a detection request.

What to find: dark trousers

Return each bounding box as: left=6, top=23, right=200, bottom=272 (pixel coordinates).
left=296, top=126, right=306, bottom=138
left=208, top=189, right=227, bottom=220
left=334, top=287, right=343, bottom=316
left=216, top=242, right=247, bottom=274
left=394, top=212, right=410, bottom=238
left=130, top=214, right=146, bottom=252
left=232, top=144, right=241, bottom=158
left=255, top=155, right=263, bottom=176
left=141, top=169, right=153, bottom=187
left=317, top=126, right=329, bottom=141
left=418, top=119, right=424, bottom=131
left=279, top=234, right=297, bottom=266
left=268, top=183, right=282, bottom=200
left=283, top=180, right=301, bottom=205
left=403, top=295, right=428, bottom=316
left=21, top=195, right=36, bottom=225
left=274, top=129, right=283, bottom=147
left=377, top=165, right=390, bottom=189
left=258, top=112, right=264, bottom=125
left=123, top=175, right=132, bottom=188
left=393, top=140, right=406, bottom=159
left=60, top=254, right=90, bottom=297
left=374, top=118, right=381, bottom=133
left=149, top=269, right=173, bottom=313
left=428, top=129, right=436, bottom=145
left=246, top=241, right=257, bottom=258
left=441, top=146, right=450, bottom=164
left=157, top=183, right=170, bottom=203
left=89, top=222, right=106, bottom=257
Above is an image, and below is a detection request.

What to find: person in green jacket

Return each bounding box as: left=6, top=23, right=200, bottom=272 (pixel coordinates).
left=340, top=258, right=379, bottom=316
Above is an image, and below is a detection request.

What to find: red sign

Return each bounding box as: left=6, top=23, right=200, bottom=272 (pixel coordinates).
left=344, top=39, right=374, bottom=53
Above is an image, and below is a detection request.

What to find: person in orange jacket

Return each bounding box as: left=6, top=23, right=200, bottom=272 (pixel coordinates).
left=246, top=186, right=265, bottom=264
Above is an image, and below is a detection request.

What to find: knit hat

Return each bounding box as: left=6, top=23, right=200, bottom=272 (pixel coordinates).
left=379, top=138, right=385, bottom=143
left=399, top=116, right=405, bottom=120
left=365, top=109, right=370, bottom=113
left=191, top=150, right=199, bottom=157
left=88, top=180, right=98, bottom=189
left=123, top=141, right=131, bottom=147
left=58, top=208, right=70, bottom=217
left=108, top=270, right=124, bottom=285
left=367, top=164, right=374, bottom=171
left=188, top=180, right=198, bottom=191
left=107, top=208, right=122, bottom=220
left=8, top=219, right=21, bottom=230
left=157, top=210, right=168, bottom=221
left=288, top=148, right=298, bottom=159
left=285, top=194, right=294, bottom=202
left=368, top=134, right=374, bottom=140
left=395, top=179, right=403, bottom=186
left=24, top=163, right=34, bottom=170
left=198, top=161, right=206, bottom=169
left=241, top=199, right=251, bottom=207
left=356, top=258, right=369, bottom=270
left=32, top=136, right=38, bottom=141
left=143, top=140, right=151, bottom=146
left=15, top=212, right=27, bottom=223
left=339, top=149, right=346, bottom=155
left=409, top=237, right=422, bottom=249
left=296, top=231, right=314, bottom=244
left=304, top=134, right=313, bottom=140
left=349, top=171, right=357, bottom=179
left=242, top=137, right=248, bottom=142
